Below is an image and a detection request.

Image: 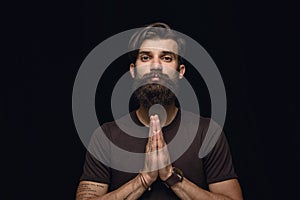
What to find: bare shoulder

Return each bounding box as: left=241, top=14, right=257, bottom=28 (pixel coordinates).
left=76, top=181, right=108, bottom=200
left=209, top=179, right=243, bottom=200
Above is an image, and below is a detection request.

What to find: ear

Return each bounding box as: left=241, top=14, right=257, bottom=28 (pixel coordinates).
left=178, top=64, right=186, bottom=79
left=130, top=63, right=135, bottom=78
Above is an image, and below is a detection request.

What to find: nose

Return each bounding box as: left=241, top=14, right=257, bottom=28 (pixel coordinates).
left=150, top=56, right=162, bottom=71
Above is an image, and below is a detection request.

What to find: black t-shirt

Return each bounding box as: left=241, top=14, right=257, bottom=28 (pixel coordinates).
left=80, top=109, right=238, bottom=199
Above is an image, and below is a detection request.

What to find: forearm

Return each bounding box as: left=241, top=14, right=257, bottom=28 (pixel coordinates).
left=76, top=174, right=147, bottom=200
left=171, top=178, right=237, bottom=200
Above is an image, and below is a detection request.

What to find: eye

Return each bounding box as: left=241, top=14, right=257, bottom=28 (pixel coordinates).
left=140, top=55, right=151, bottom=62
left=162, top=55, right=173, bottom=62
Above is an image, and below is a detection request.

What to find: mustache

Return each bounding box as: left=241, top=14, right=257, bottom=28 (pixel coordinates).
left=131, top=67, right=181, bottom=96
left=132, top=71, right=176, bottom=91
left=141, top=70, right=170, bottom=80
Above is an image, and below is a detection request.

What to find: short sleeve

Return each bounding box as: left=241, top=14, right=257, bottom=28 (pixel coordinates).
left=79, top=124, right=112, bottom=184
left=203, top=131, right=238, bottom=184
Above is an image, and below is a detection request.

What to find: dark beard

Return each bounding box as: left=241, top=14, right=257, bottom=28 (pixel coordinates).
left=132, top=71, right=179, bottom=109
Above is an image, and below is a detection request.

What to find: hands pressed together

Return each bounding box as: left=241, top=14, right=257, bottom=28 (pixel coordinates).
left=141, top=114, right=173, bottom=188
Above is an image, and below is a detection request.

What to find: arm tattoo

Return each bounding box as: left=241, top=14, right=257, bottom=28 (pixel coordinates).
left=76, top=182, right=104, bottom=200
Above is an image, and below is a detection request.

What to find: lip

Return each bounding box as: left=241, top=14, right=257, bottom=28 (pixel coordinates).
left=151, top=77, right=160, bottom=82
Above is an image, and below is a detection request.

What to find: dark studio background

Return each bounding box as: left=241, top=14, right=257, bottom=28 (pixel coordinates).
left=2, top=0, right=299, bottom=199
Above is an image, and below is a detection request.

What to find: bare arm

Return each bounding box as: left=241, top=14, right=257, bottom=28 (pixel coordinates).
left=170, top=178, right=243, bottom=200
left=76, top=181, right=108, bottom=200
left=76, top=115, right=243, bottom=200
left=76, top=173, right=150, bottom=200
left=153, top=115, right=243, bottom=200
left=76, top=116, right=160, bottom=200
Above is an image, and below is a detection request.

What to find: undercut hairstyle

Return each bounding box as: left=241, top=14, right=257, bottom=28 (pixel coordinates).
left=128, top=22, right=186, bottom=65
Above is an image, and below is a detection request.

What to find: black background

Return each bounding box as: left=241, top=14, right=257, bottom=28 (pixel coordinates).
left=2, top=0, right=299, bottom=199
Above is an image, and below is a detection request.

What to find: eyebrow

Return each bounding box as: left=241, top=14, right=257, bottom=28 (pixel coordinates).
left=138, top=51, right=151, bottom=55
left=138, top=51, right=177, bottom=57
left=162, top=51, right=177, bottom=57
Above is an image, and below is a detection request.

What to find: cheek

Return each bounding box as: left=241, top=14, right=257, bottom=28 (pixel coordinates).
left=162, top=67, right=178, bottom=78
left=135, top=67, right=150, bottom=77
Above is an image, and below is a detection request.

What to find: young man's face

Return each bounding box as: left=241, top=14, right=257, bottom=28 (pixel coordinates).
left=130, top=39, right=185, bottom=109
left=131, top=39, right=185, bottom=81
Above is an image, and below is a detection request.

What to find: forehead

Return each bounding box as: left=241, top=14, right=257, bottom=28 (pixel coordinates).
left=139, top=39, right=179, bottom=54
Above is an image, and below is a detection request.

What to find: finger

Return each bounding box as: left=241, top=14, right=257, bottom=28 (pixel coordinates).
left=149, top=115, right=154, bottom=137
left=152, top=118, right=158, bottom=152
left=155, top=114, right=161, bottom=131
left=152, top=115, right=157, bottom=135
left=151, top=133, right=157, bottom=152
left=157, top=132, right=164, bottom=149
left=153, top=115, right=161, bottom=135
left=157, top=139, right=171, bottom=169
left=145, top=141, right=150, bottom=153
left=147, top=116, right=154, bottom=149
left=153, top=115, right=164, bottom=148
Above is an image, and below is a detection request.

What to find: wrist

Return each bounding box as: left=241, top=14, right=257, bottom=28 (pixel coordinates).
left=139, top=173, right=152, bottom=191
left=163, top=167, right=184, bottom=188
left=141, top=172, right=154, bottom=185
left=160, top=166, right=173, bottom=181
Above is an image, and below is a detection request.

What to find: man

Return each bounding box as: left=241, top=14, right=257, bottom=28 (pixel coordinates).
left=76, top=22, right=243, bottom=199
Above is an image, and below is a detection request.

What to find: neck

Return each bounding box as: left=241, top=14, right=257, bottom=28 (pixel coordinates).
left=136, top=103, right=178, bottom=127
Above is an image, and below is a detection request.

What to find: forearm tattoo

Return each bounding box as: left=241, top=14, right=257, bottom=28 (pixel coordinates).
left=76, top=182, right=104, bottom=200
